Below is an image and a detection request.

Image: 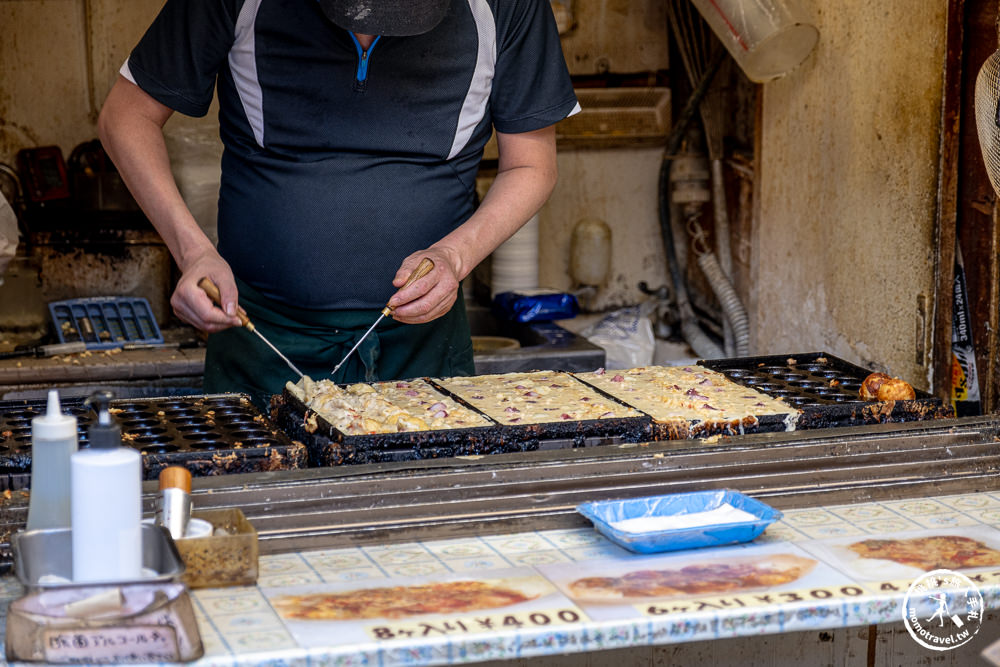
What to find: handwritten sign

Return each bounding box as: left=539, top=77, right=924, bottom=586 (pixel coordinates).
left=43, top=625, right=179, bottom=663
left=639, top=585, right=869, bottom=617
left=367, top=608, right=587, bottom=641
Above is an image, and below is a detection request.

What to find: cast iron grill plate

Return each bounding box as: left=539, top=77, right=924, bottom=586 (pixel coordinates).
left=0, top=393, right=306, bottom=490
left=569, top=368, right=797, bottom=440
left=699, top=352, right=952, bottom=429
left=428, top=372, right=654, bottom=445
left=272, top=373, right=654, bottom=467
left=274, top=386, right=509, bottom=466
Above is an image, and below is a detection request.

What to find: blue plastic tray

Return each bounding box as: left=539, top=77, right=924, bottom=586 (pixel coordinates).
left=48, top=297, right=164, bottom=349
left=577, top=489, right=782, bottom=554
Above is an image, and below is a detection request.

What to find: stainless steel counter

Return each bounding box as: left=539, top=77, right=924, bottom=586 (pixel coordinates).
left=1, top=414, right=994, bottom=563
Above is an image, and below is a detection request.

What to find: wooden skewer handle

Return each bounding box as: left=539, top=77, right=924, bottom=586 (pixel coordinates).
left=197, top=277, right=253, bottom=329
left=383, top=257, right=435, bottom=315
left=159, top=465, right=192, bottom=493
left=402, top=257, right=435, bottom=288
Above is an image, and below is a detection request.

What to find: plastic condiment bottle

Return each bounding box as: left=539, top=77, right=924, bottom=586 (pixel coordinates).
left=70, top=390, right=142, bottom=582
left=26, top=389, right=78, bottom=530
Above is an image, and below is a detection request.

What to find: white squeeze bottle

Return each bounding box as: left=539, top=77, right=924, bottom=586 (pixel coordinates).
left=26, top=389, right=78, bottom=530
left=71, top=390, right=142, bottom=582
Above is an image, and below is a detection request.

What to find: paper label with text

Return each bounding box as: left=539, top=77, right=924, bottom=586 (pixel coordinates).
left=43, top=625, right=179, bottom=663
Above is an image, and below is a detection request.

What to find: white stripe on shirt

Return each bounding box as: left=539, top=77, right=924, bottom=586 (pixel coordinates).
left=447, top=0, right=497, bottom=160
left=230, top=0, right=266, bottom=147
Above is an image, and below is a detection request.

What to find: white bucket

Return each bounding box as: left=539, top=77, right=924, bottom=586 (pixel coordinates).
left=689, top=0, right=819, bottom=83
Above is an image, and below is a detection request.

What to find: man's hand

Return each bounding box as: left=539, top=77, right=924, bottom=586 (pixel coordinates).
left=383, top=126, right=557, bottom=325
left=384, top=126, right=558, bottom=326
left=171, top=249, right=244, bottom=332
left=387, top=246, right=463, bottom=324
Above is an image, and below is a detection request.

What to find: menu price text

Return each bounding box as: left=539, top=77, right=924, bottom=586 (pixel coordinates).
left=368, top=608, right=586, bottom=641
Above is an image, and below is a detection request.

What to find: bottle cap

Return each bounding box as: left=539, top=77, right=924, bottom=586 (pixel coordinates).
left=159, top=466, right=192, bottom=493
left=32, top=389, right=77, bottom=441
left=86, top=389, right=121, bottom=450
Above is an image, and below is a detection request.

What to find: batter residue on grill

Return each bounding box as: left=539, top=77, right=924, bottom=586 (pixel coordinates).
left=288, top=377, right=492, bottom=435
left=435, top=371, right=640, bottom=424
left=577, top=366, right=794, bottom=424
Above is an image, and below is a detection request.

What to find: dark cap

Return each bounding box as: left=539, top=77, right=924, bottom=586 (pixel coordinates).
left=86, top=389, right=122, bottom=450
left=318, top=0, right=450, bottom=36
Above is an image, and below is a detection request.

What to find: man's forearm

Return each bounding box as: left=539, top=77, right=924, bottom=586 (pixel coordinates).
left=99, top=76, right=243, bottom=329
left=431, top=126, right=558, bottom=280
left=97, top=77, right=215, bottom=272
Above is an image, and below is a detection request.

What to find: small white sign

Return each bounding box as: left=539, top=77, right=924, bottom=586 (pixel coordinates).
left=43, top=625, right=179, bottom=663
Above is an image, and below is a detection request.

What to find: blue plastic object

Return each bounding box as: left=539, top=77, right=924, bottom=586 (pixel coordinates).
left=492, top=291, right=579, bottom=323
left=48, top=297, right=164, bottom=350
left=577, top=489, right=782, bottom=554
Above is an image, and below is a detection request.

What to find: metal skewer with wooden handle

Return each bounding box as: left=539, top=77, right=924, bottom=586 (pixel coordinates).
left=197, top=277, right=305, bottom=379
left=331, top=257, right=435, bottom=376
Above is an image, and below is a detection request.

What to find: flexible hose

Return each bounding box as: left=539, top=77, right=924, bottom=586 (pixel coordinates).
left=679, top=301, right=724, bottom=358
left=710, top=158, right=736, bottom=356
left=697, top=251, right=749, bottom=356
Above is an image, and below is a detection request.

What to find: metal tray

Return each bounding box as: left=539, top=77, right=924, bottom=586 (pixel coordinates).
left=699, top=352, right=953, bottom=429
left=427, top=372, right=654, bottom=445
left=570, top=367, right=797, bottom=440
left=273, top=373, right=654, bottom=467
left=48, top=296, right=163, bottom=349
left=273, top=385, right=519, bottom=466
left=0, top=394, right=307, bottom=489
left=13, top=523, right=183, bottom=588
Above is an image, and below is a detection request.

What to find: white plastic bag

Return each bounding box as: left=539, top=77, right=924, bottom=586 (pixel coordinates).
left=0, top=192, right=19, bottom=284
left=581, top=305, right=656, bottom=369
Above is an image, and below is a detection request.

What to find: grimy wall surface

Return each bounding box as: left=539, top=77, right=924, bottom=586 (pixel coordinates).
left=753, top=1, right=947, bottom=390
left=0, top=0, right=163, bottom=164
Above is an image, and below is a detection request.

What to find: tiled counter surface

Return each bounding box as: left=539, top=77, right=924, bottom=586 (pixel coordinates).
left=4, top=491, right=1000, bottom=665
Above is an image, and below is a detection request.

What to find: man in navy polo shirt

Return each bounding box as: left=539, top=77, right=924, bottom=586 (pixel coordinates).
left=98, top=0, right=578, bottom=405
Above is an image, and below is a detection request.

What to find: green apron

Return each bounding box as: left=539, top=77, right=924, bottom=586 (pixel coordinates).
left=204, top=277, right=475, bottom=409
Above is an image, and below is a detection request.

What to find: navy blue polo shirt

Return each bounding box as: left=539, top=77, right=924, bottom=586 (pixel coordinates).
left=122, top=0, right=578, bottom=309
